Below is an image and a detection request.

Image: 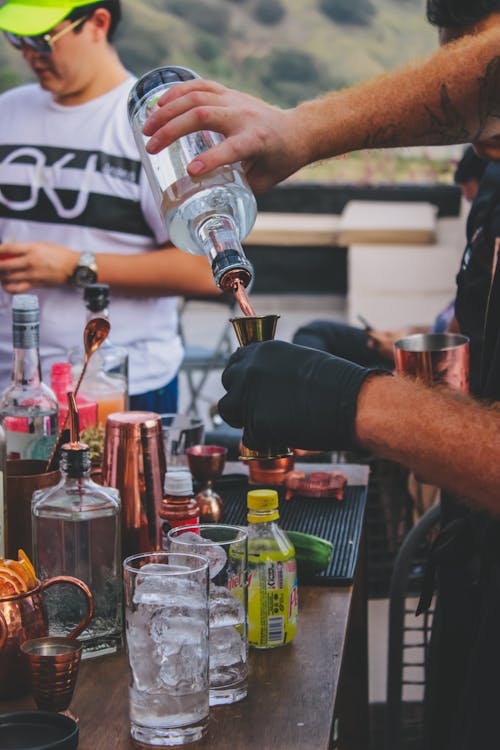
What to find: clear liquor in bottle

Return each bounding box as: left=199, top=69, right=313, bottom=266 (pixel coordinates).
left=32, top=439, right=122, bottom=658
left=0, top=295, right=58, bottom=460
left=69, top=284, right=128, bottom=427
left=128, top=66, right=255, bottom=291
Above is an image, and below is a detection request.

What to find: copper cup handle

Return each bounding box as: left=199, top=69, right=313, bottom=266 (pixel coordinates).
left=0, top=611, right=7, bottom=651
left=41, top=576, right=95, bottom=639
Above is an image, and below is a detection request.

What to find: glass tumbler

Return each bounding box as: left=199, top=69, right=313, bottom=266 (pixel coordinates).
left=123, top=552, right=209, bottom=746
left=167, top=525, right=248, bottom=705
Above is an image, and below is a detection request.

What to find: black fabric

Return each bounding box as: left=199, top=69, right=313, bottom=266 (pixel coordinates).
left=423, top=161, right=500, bottom=750
left=218, top=340, right=388, bottom=452
left=292, top=319, right=393, bottom=369
left=455, top=161, right=500, bottom=394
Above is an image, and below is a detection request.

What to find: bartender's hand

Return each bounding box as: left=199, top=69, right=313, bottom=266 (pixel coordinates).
left=0, top=241, right=77, bottom=292
left=143, top=79, right=309, bottom=194
left=219, top=340, right=388, bottom=451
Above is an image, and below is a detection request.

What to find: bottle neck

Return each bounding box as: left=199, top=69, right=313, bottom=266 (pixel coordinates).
left=60, top=447, right=92, bottom=479
left=11, top=316, right=42, bottom=386
left=87, top=307, right=109, bottom=322
left=247, top=508, right=280, bottom=524
left=196, top=214, right=253, bottom=289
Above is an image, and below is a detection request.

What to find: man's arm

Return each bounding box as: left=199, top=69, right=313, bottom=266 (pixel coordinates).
left=144, top=27, right=500, bottom=193
left=0, top=241, right=220, bottom=297
left=217, top=340, right=500, bottom=513
left=355, top=374, right=500, bottom=510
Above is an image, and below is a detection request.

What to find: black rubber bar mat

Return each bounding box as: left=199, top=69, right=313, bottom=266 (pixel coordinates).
left=214, top=477, right=368, bottom=586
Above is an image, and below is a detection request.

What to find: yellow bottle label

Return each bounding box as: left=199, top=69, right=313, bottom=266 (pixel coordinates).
left=248, top=552, right=298, bottom=648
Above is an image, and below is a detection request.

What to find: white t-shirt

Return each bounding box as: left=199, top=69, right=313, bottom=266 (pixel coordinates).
left=0, top=77, right=183, bottom=395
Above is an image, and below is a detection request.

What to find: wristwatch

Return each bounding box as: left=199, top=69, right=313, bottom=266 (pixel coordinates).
left=68, top=251, right=98, bottom=288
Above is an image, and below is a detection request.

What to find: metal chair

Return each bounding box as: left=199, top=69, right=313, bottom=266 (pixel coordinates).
left=178, top=293, right=237, bottom=417
left=385, top=502, right=441, bottom=750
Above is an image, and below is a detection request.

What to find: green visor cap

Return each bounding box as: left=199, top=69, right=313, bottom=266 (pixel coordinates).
left=0, top=0, right=91, bottom=35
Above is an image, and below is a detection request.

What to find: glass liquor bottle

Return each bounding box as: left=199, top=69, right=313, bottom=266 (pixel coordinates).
left=69, top=284, right=128, bottom=428
left=0, top=294, right=58, bottom=460
left=128, top=66, right=255, bottom=293
left=247, top=489, right=298, bottom=649
left=32, top=393, right=122, bottom=658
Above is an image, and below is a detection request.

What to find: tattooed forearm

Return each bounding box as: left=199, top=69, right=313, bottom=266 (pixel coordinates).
left=361, top=124, right=399, bottom=149
left=420, top=84, right=471, bottom=143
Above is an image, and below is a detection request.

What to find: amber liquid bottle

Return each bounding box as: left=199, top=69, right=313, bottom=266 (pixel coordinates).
left=160, top=470, right=200, bottom=549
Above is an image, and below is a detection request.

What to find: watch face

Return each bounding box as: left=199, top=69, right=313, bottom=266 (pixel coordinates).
left=74, top=266, right=98, bottom=287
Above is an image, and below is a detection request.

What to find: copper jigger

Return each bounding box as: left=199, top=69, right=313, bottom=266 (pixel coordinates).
left=230, top=314, right=293, bottom=461
left=21, top=636, right=82, bottom=712
left=394, top=333, right=470, bottom=393
left=102, top=411, right=166, bottom=558
left=186, top=445, right=227, bottom=523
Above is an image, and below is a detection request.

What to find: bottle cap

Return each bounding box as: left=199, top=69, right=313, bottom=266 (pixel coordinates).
left=84, top=284, right=110, bottom=313
left=50, top=362, right=74, bottom=397
left=12, top=294, right=39, bottom=325
left=164, top=470, right=193, bottom=496
left=247, top=489, right=279, bottom=511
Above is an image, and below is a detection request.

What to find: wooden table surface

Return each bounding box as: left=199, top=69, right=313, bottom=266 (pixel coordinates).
left=1, top=464, right=370, bottom=749
left=1, top=585, right=361, bottom=750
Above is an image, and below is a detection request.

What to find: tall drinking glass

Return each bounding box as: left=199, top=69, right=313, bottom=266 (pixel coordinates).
left=123, top=552, right=209, bottom=746
left=167, top=525, right=248, bottom=705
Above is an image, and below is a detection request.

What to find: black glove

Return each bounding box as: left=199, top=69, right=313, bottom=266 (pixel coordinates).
left=219, top=340, right=389, bottom=452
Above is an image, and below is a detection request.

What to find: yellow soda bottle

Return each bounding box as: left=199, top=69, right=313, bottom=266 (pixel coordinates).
left=247, top=489, right=298, bottom=648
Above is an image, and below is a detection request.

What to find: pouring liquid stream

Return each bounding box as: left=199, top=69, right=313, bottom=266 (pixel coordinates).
left=231, top=277, right=256, bottom=317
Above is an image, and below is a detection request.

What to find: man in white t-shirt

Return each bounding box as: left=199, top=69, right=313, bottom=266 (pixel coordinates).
left=0, top=0, right=218, bottom=412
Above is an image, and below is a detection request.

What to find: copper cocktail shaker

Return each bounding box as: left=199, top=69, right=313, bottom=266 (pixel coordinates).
left=394, top=333, right=470, bottom=393
left=102, top=411, right=166, bottom=558
left=230, top=314, right=293, bottom=460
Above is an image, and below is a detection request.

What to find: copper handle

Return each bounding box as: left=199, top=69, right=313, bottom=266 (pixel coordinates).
left=41, top=576, right=95, bottom=639
left=0, top=611, right=7, bottom=651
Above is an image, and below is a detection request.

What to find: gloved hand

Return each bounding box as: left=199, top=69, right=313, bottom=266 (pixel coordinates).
left=219, top=340, right=389, bottom=451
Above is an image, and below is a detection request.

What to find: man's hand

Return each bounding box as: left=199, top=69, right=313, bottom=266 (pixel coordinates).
left=142, top=79, right=311, bottom=194
left=218, top=340, right=387, bottom=452
left=0, top=241, right=77, bottom=293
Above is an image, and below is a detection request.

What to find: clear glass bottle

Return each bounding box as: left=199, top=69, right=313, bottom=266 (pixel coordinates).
left=0, top=422, right=6, bottom=557
left=160, top=470, right=199, bottom=548
left=69, top=284, right=128, bottom=428
left=128, top=66, right=255, bottom=291
left=247, top=489, right=298, bottom=649
left=32, top=398, right=122, bottom=658
left=0, top=294, right=58, bottom=460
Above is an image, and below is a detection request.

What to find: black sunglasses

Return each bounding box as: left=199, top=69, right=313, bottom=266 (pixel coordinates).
left=4, top=15, right=88, bottom=55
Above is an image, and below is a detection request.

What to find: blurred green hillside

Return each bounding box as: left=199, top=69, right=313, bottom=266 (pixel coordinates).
left=0, top=0, right=438, bottom=106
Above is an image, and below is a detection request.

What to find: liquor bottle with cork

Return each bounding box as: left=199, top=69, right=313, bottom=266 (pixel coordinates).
left=69, top=283, right=128, bottom=428
left=247, top=489, right=298, bottom=649
left=160, top=470, right=199, bottom=549
left=128, top=66, right=256, bottom=313
left=0, top=294, right=58, bottom=460
left=32, top=392, right=122, bottom=658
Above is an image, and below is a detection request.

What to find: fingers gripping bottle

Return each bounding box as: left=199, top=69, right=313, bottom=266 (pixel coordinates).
left=247, top=489, right=298, bottom=648
left=127, top=66, right=255, bottom=292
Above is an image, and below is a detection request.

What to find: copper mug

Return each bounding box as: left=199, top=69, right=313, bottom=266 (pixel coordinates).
left=0, top=576, right=94, bottom=699
left=393, top=333, right=470, bottom=393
